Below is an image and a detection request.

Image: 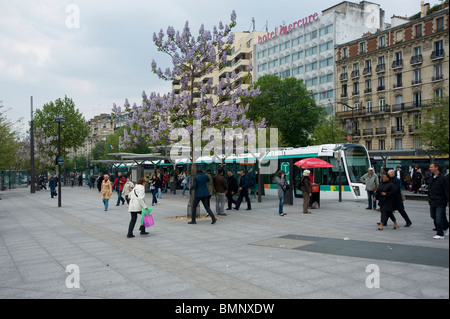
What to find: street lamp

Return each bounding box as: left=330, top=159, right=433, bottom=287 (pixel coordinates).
left=337, top=102, right=355, bottom=142
left=53, top=116, right=66, bottom=207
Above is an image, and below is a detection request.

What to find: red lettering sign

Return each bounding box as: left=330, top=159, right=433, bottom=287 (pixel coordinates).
left=258, top=13, right=319, bottom=44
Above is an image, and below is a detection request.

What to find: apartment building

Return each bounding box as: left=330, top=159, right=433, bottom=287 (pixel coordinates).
left=172, top=31, right=266, bottom=105
left=68, top=113, right=116, bottom=158
left=335, top=2, right=449, bottom=153
left=254, top=1, right=386, bottom=111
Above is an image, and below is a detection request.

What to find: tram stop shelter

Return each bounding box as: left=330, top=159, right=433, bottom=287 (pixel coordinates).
left=92, top=152, right=168, bottom=182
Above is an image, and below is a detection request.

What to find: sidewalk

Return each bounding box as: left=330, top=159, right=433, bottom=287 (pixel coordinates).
left=0, top=186, right=448, bottom=299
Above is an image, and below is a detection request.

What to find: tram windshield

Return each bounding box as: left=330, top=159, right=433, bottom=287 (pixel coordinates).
left=344, top=146, right=371, bottom=183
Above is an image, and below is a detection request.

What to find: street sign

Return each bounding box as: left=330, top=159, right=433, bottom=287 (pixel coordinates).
left=58, top=156, right=64, bottom=166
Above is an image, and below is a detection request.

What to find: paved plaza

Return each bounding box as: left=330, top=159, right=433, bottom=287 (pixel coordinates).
left=0, top=186, right=448, bottom=300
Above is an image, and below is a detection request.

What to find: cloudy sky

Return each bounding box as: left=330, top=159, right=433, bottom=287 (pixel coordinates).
left=0, top=0, right=423, bottom=135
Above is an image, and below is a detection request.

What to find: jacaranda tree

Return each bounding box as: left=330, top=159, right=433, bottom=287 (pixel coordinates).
left=113, top=10, right=263, bottom=176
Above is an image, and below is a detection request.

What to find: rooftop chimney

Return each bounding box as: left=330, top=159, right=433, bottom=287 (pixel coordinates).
left=421, top=1, right=430, bottom=18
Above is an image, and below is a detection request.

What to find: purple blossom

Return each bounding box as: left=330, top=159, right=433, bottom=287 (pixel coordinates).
left=112, top=10, right=263, bottom=157
left=167, top=26, right=175, bottom=37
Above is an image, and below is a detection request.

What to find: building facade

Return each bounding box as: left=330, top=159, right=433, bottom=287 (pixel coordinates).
left=172, top=31, right=266, bottom=105
left=254, top=1, right=386, bottom=111
left=335, top=3, right=449, bottom=153
left=69, top=113, right=116, bottom=158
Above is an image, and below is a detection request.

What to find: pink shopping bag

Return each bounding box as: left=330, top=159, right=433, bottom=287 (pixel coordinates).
left=143, top=214, right=154, bottom=227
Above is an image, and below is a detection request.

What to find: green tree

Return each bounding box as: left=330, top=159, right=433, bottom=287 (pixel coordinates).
left=33, top=96, right=90, bottom=158
left=0, top=102, right=21, bottom=170
left=312, top=113, right=347, bottom=145
left=418, top=96, right=449, bottom=155
left=246, top=75, right=324, bottom=147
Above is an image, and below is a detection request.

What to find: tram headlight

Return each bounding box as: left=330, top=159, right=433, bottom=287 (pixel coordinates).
left=352, top=185, right=360, bottom=196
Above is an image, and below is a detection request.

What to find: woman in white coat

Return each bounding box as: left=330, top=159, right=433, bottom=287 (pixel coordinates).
left=127, top=178, right=149, bottom=238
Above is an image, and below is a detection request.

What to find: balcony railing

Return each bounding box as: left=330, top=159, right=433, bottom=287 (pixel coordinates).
left=363, top=67, right=372, bottom=76
left=351, top=70, right=360, bottom=79
left=431, top=49, right=444, bottom=60
left=409, top=125, right=420, bottom=134
left=377, top=85, right=385, bottom=92
left=391, top=126, right=405, bottom=134
left=376, top=64, right=385, bottom=73
left=336, top=105, right=390, bottom=118
left=411, top=79, right=422, bottom=85
left=432, top=74, right=444, bottom=81
left=376, top=127, right=387, bottom=135
left=340, top=73, right=348, bottom=81
left=393, top=82, right=403, bottom=89
left=362, top=128, right=373, bottom=136
left=410, top=55, right=423, bottom=65
left=392, top=59, right=403, bottom=69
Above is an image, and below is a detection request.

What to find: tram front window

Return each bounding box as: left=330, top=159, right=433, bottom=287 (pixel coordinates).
left=345, top=146, right=371, bottom=183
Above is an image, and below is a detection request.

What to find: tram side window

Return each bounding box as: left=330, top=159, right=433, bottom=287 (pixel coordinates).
left=327, top=157, right=349, bottom=186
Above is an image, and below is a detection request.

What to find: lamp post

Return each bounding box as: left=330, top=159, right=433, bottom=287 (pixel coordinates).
left=337, top=102, right=355, bottom=142
left=30, top=96, right=35, bottom=194
left=53, top=116, right=66, bottom=207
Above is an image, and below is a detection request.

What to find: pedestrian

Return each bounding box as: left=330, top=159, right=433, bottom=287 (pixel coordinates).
left=206, top=169, right=214, bottom=208
left=275, top=170, right=288, bottom=216
left=49, top=174, right=57, bottom=198
left=299, top=170, right=312, bottom=214
left=373, top=173, right=399, bottom=231
left=411, top=164, right=422, bottom=193
left=428, top=163, right=449, bottom=239
left=149, top=174, right=159, bottom=206
left=213, top=168, right=228, bottom=216
left=127, top=178, right=149, bottom=238
left=101, top=174, right=112, bottom=211
left=169, top=171, right=177, bottom=195
left=182, top=172, right=191, bottom=197
left=97, top=173, right=104, bottom=193
left=112, top=172, right=126, bottom=206
left=388, top=169, right=412, bottom=227
left=163, top=173, right=169, bottom=193
left=361, top=167, right=379, bottom=210
left=156, top=173, right=163, bottom=199
left=123, top=177, right=135, bottom=205
left=235, top=170, right=251, bottom=211
left=188, top=167, right=217, bottom=224
left=226, top=171, right=238, bottom=210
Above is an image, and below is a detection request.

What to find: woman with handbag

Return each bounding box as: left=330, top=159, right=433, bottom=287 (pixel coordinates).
left=100, top=175, right=112, bottom=211
left=127, top=178, right=149, bottom=238
left=275, top=170, right=288, bottom=216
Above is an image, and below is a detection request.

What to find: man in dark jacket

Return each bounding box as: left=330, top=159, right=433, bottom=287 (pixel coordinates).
left=428, top=163, right=449, bottom=239
left=388, top=170, right=412, bottom=227
left=213, top=168, right=228, bottom=216
left=235, top=170, right=251, bottom=211
left=226, top=171, right=238, bottom=210
left=188, top=167, right=217, bottom=225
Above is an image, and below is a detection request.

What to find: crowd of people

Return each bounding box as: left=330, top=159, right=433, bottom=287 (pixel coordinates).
left=361, top=163, right=449, bottom=239
left=35, top=162, right=448, bottom=241
left=92, top=168, right=254, bottom=235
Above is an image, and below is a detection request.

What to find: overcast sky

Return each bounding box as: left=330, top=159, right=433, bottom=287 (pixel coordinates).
left=0, top=0, right=426, bottom=135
